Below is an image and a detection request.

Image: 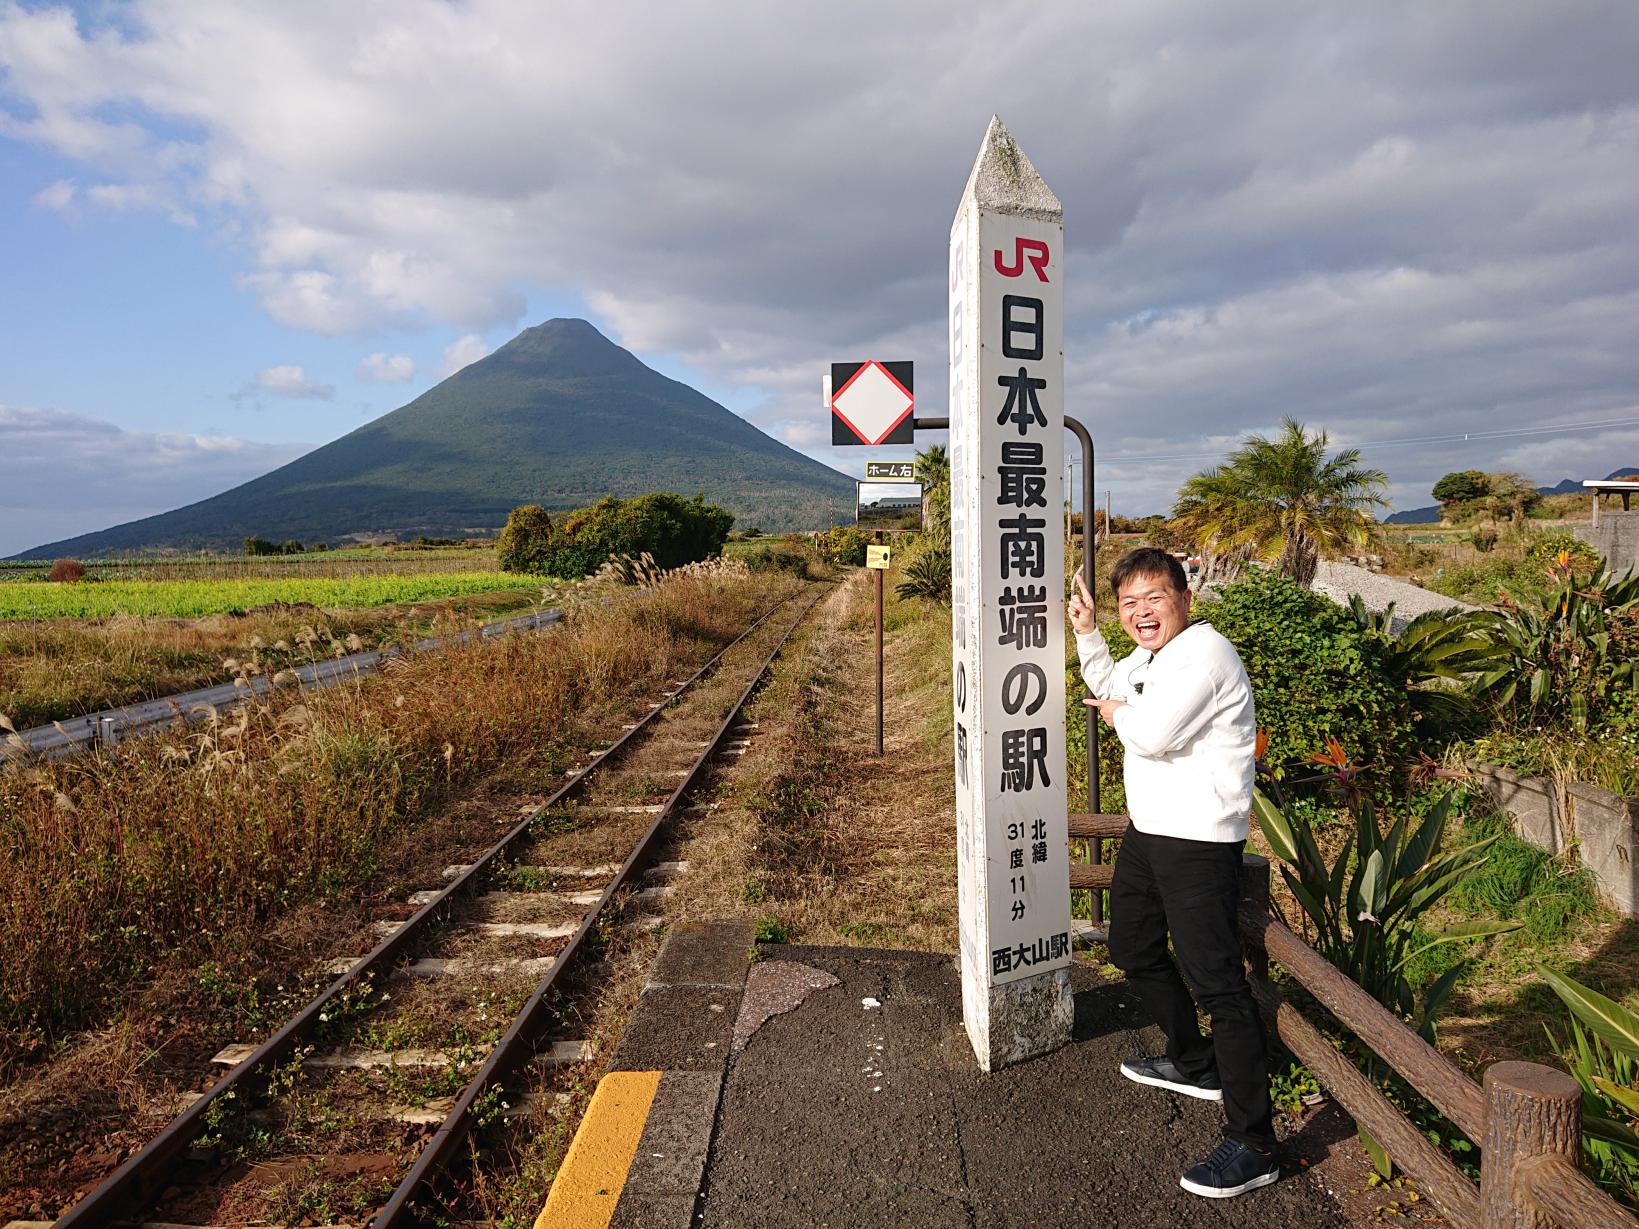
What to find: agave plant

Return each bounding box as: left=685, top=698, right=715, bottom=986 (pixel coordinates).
left=1345, top=597, right=1500, bottom=740
left=1253, top=784, right=1519, bottom=1040
left=1540, top=967, right=1639, bottom=1206
left=894, top=546, right=951, bottom=604
left=1469, top=562, right=1639, bottom=731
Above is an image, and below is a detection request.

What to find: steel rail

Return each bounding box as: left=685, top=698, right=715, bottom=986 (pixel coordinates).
left=53, top=585, right=808, bottom=1228
left=370, top=584, right=828, bottom=1225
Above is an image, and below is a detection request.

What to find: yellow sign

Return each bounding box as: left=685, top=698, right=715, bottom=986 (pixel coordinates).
left=866, top=545, right=891, bottom=570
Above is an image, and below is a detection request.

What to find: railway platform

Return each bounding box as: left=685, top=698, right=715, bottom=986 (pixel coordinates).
left=540, top=920, right=1350, bottom=1229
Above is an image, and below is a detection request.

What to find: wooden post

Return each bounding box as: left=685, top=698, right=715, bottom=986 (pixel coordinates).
left=1240, top=854, right=1270, bottom=984
left=875, top=531, right=884, bottom=758
left=1480, top=1060, right=1582, bottom=1229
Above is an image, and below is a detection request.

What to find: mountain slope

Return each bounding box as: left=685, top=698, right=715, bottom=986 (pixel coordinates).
left=18, top=320, right=856, bottom=558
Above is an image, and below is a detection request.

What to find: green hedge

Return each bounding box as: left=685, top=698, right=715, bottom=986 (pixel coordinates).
left=1074, top=570, right=1415, bottom=796
left=499, top=492, right=733, bottom=578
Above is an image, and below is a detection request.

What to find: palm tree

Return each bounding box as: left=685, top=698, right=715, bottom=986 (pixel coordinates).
left=915, top=443, right=949, bottom=534
left=1171, top=418, right=1388, bottom=587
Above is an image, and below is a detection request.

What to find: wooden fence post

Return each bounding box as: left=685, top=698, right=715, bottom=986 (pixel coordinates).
left=1240, top=853, right=1270, bottom=983
left=1480, top=1060, right=1581, bottom=1229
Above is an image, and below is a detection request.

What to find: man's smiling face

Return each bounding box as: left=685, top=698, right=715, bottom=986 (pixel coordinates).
left=1116, top=570, right=1192, bottom=653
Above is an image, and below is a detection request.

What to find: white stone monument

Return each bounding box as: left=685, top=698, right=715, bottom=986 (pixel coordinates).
left=949, top=117, right=1073, bottom=1071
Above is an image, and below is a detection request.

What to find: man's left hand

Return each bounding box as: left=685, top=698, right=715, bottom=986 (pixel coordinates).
left=1085, top=697, right=1127, bottom=728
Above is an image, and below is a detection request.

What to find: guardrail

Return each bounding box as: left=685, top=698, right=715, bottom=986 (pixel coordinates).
left=1067, top=814, right=1639, bottom=1229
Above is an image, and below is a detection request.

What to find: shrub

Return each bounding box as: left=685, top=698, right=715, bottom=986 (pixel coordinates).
left=1255, top=786, right=1516, bottom=1041
left=1470, top=527, right=1498, bottom=553
left=242, top=536, right=279, bottom=557
left=895, top=546, right=951, bottom=604
left=497, top=504, right=556, bottom=574
left=47, top=559, right=86, bottom=584
left=280, top=539, right=305, bottom=555
left=816, top=524, right=872, bottom=567
left=1469, top=563, right=1639, bottom=731
left=1523, top=532, right=1600, bottom=576
left=1195, top=570, right=1416, bottom=791
left=524, top=492, right=733, bottom=578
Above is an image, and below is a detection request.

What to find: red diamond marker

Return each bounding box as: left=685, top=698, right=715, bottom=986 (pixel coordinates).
left=832, top=361, right=914, bottom=445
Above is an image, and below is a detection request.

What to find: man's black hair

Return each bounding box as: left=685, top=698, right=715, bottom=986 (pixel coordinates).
left=1108, top=546, right=1187, bottom=597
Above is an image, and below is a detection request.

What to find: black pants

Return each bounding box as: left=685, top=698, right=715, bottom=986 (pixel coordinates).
left=1109, top=824, right=1275, bottom=1150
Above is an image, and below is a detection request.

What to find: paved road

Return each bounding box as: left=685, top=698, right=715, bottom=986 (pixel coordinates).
left=3, top=607, right=561, bottom=762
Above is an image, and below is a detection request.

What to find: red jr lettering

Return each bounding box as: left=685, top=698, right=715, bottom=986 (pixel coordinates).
left=994, top=237, right=1050, bottom=282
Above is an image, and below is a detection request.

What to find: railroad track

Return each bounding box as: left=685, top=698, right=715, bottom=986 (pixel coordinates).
left=45, top=582, right=828, bottom=1228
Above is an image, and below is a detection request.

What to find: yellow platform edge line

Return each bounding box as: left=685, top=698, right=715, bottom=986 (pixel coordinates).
left=536, top=1069, right=664, bottom=1229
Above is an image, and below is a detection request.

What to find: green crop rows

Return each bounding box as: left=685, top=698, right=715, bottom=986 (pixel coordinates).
left=0, top=572, right=539, bottom=620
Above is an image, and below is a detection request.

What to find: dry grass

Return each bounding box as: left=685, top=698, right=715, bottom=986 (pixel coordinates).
left=671, top=570, right=958, bottom=950
left=0, top=588, right=547, bottom=730
left=0, top=571, right=791, bottom=1072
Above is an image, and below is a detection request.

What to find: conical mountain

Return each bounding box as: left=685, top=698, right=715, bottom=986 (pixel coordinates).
left=16, top=319, right=858, bottom=558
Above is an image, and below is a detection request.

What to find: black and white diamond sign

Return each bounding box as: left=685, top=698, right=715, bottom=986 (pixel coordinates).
left=830, top=361, right=914, bottom=445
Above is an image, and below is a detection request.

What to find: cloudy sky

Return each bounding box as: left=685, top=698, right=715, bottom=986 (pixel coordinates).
left=2, top=1, right=1636, bottom=555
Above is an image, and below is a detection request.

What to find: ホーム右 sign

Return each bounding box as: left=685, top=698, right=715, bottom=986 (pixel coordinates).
left=949, top=117, right=1072, bottom=1071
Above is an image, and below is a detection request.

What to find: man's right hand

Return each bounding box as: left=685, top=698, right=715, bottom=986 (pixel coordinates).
left=1068, top=569, right=1096, bottom=635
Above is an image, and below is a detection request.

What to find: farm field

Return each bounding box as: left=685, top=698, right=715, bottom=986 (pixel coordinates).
left=0, top=549, right=554, bottom=728
left=0, top=570, right=538, bottom=620
left=0, top=546, right=503, bottom=583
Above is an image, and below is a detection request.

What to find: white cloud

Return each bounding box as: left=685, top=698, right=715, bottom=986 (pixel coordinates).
left=0, top=404, right=308, bottom=557
left=439, top=333, right=488, bottom=377
left=2, top=3, right=1638, bottom=511
left=356, top=351, right=414, bottom=383
left=32, top=177, right=73, bottom=209
left=254, top=363, right=332, bottom=399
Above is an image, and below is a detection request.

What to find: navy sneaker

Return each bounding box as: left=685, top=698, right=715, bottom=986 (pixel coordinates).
left=1180, top=1137, right=1281, bottom=1198
left=1119, top=1055, right=1223, bottom=1101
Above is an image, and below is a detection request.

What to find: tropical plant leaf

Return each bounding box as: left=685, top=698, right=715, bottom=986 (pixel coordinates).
left=1583, top=1112, right=1639, bottom=1155
left=1397, top=920, right=1522, bottom=970
left=1592, top=1077, right=1639, bottom=1120
left=1360, top=1125, right=1393, bottom=1179
left=1418, top=964, right=1466, bottom=1042
left=1253, top=789, right=1299, bottom=864
left=1540, top=967, right=1639, bottom=1061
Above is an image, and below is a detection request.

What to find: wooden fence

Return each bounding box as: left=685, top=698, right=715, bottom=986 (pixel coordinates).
left=1066, top=813, right=1639, bottom=1229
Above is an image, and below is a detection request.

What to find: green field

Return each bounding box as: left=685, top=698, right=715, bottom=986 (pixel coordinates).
left=0, top=571, right=543, bottom=620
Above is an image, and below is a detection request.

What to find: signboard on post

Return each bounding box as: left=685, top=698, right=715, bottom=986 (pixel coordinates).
left=830, top=361, right=915, bottom=445
left=865, top=545, right=891, bottom=570
left=949, top=117, right=1072, bottom=1071
left=856, top=481, right=924, bottom=532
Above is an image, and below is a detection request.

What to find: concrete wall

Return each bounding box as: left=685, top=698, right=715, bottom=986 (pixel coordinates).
left=1576, top=509, right=1639, bottom=576
left=1472, top=763, right=1638, bottom=916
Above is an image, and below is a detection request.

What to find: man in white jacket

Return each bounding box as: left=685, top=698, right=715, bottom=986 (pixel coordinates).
left=1069, top=547, right=1278, bottom=1198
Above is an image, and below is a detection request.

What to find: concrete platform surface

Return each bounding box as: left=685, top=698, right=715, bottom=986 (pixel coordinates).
left=546, top=925, right=1355, bottom=1228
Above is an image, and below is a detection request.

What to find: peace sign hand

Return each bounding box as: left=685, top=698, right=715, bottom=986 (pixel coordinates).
left=1067, top=568, right=1096, bottom=634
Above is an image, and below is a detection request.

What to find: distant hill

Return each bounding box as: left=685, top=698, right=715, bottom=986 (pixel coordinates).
left=1385, top=466, right=1639, bottom=524
left=15, top=320, right=858, bottom=558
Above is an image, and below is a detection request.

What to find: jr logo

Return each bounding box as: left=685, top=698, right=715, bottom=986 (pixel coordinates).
left=993, top=237, right=1050, bottom=282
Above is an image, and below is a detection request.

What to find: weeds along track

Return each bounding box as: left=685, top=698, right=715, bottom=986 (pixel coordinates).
left=2, top=606, right=562, bottom=762
left=50, top=583, right=828, bottom=1228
